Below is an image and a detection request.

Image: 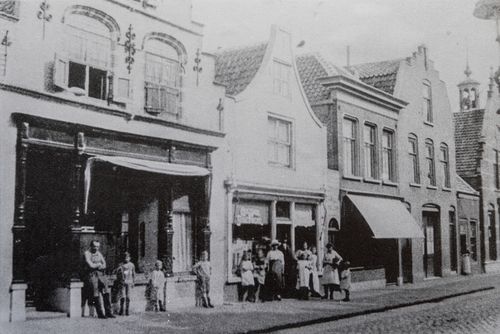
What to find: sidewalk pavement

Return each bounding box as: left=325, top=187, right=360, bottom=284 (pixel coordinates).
left=4, top=273, right=500, bottom=334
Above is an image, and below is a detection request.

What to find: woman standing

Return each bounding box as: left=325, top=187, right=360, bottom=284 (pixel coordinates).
left=321, top=243, right=342, bottom=300
left=265, top=240, right=285, bottom=301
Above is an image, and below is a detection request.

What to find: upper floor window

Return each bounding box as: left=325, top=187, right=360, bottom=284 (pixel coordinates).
left=425, top=139, right=436, bottom=186
left=363, top=123, right=377, bottom=179
left=439, top=144, right=451, bottom=188
left=408, top=134, right=420, bottom=184
left=54, top=14, right=113, bottom=100
left=382, top=130, right=395, bottom=181
left=423, top=82, right=433, bottom=123
left=273, top=61, right=290, bottom=98
left=268, top=116, right=292, bottom=167
left=343, top=118, right=358, bottom=176
left=144, top=39, right=181, bottom=116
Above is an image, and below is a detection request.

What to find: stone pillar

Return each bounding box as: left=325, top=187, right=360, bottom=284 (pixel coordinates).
left=270, top=200, right=277, bottom=241
left=67, top=281, right=84, bottom=318
left=159, top=186, right=174, bottom=275
left=10, top=283, right=28, bottom=322
left=315, top=203, right=323, bottom=267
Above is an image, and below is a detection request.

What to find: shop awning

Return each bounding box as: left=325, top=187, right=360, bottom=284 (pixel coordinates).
left=88, top=155, right=210, bottom=177
left=84, top=155, right=210, bottom=212
left=346, top=194, right=424, bottom=239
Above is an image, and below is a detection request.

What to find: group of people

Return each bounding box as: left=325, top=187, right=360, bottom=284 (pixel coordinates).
left=81, top=240, right=215, bottom=319
left=238, top=240, right=351, bottom=302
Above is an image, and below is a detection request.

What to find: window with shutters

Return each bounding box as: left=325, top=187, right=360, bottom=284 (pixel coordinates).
left=144, top=40, right=181, bottom=116
left=55, top=14, right=113, bottom=100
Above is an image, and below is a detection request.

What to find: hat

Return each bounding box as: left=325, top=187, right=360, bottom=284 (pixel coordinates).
left=271, top=239, right=280, bottom=246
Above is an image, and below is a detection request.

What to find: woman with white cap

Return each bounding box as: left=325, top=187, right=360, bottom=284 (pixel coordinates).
left=265, top=239, right=285, bottom=301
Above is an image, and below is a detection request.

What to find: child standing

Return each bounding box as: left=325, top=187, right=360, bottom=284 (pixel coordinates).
left=253, top=248, right=267, bottom=302
left=115, top=252, right=135, bottom=315
left=340, top=260, right=351, bottom=302
left=147, top=260, right=166, bottom=312
left=193, top=250, right=214, bottom=308
left=296, top=253, right=312, bottom=300
left=239, top=251, right=255, bottom=302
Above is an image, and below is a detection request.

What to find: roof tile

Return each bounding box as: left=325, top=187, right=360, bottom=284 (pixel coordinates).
left=453, top=109, right=485, bottom=176
left=347, top=59, right=402, bottom=94
left=214, top=43, right=268, bottom=96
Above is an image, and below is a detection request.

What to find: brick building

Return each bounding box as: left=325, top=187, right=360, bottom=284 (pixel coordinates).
left=297, top=54, right=424, bottom=288
left=0, top=0, right=227, bottom=321
left=454, top=66, right=500, bottom=273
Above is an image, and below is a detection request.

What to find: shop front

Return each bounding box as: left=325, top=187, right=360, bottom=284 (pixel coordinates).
left=12, top=113, right=217, bottom=317
left=224, top=182, right=325, bottom=299
left=339, top=193, right=424, bottom=288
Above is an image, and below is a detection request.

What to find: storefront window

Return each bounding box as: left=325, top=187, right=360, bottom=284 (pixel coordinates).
left=276, top=201, right=290, bottom=219
left=172, top=195, right=193, bottom=272
left=232, top=201, right=270, bottom=276
left=294, top=204, right=316, bottom=249
left=470, top=220, right=478, bottom=261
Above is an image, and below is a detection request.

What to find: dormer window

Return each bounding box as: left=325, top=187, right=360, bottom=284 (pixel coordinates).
left=55, top=14, right=113, bottom=100
left=144, top=39, right=181, bottom=116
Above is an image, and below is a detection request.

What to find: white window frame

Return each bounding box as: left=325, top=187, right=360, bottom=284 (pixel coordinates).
left=272, top=60, right=291, bottom=98
left=382, top=129, right=395, bottom=181
left=408, top=134, right=420, bottom=184
left=439, top=144, right=450, bottom=188
left=343, top=117, right=359, bottom=176
left=268, top=116, right=293, bottom=167
left=423, top=82, right=433, bottom=123
left=425, top=139, right=436, bottom=186
left=363, top=123, right=377, bottom=179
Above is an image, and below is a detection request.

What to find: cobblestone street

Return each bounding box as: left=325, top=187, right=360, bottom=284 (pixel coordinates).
left=279, top=288, right=500, bottom=334
left=3, top=274, right=500, bottom=334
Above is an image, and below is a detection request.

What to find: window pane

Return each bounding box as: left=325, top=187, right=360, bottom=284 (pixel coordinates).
left=88, top=67, right=107, bottom=100
left=343, top=119, right=353, bottom=138
left=68, top=61, right=86, bottom=89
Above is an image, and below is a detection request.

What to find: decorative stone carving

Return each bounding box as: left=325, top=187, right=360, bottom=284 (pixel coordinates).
left=37, top=1, right=52, bottom=40
left=193, top=48, right=202, bottom=86
left=0, top=0, right=18, bottom=18
left=124, top=24, right=136, bottom=74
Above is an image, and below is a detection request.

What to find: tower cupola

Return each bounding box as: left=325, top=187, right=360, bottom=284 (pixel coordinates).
left=458, top=55, right=480, bottom=111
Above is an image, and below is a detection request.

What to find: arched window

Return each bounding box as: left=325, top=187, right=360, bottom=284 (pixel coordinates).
left=439, top=143, right=450, bottom=188
left=425, top=139, right=436, bottom=186
left=143, top=35, right=185, bottom=116
left=55, top=8, right=118, bottom=100
left=470, top=88, right=477, bottom=108
left=408, top=133, right=420, bottom=184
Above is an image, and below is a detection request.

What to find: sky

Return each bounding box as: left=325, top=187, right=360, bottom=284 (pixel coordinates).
left=192, top=0, right=498, bottom=111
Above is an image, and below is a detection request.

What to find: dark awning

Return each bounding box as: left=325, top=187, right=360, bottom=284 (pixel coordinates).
left=346, top=194, right=424, bottom=239
left=84, top=155, right=210, bottom=212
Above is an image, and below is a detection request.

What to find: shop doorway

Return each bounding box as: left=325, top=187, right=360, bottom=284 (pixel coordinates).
left=449, top=210, right=458, bottom=272
left=277, top=223, right=292, bottom=245
left=423, top=209, right=441, bottom=278
left=401, top=239, right=413, bottom=283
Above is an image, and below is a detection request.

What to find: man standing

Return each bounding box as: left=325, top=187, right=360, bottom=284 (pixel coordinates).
left=84, top=240, right=115, bottom=319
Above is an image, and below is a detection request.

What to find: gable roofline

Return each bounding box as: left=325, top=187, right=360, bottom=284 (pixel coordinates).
left=456, top=174, right=479, bottom=197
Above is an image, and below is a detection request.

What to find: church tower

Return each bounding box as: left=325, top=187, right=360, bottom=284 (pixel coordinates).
left=458, top=55, right=480, bottom=111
